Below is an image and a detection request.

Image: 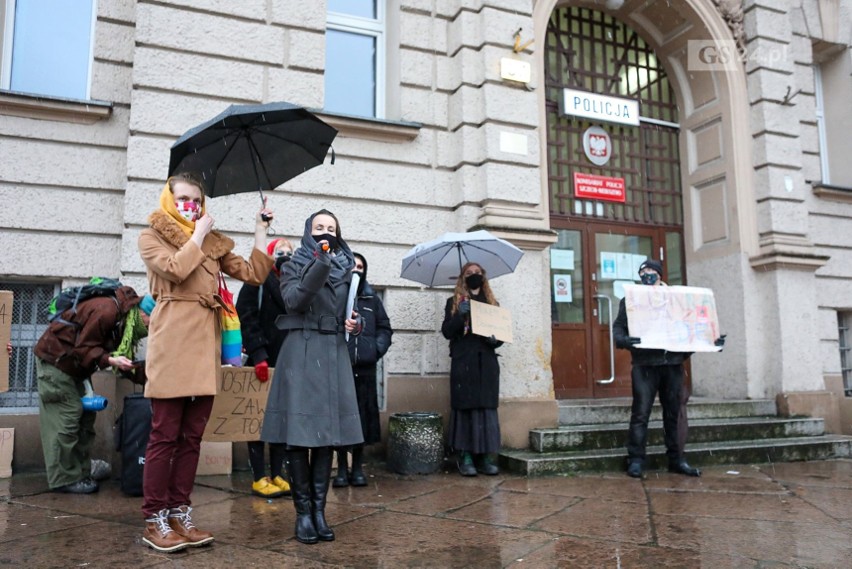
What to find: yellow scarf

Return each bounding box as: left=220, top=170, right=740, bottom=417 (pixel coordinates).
left=158, top=179, right=207, bottom=237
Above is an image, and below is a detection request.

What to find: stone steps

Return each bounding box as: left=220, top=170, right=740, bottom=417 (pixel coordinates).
left=501, top=398, right=852, bottom=476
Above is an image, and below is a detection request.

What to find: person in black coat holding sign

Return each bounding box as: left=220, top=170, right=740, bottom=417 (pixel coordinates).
left=441, top=262, right=503, bottom=477
left=333, top=253, right=393, bottom=488
left=235, top=238, right=294, bottom=499
left=613, top=259, right=725, bottom=479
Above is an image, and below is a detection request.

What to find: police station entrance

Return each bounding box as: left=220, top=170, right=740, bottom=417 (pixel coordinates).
left=545, top=6, right=687, bottom=398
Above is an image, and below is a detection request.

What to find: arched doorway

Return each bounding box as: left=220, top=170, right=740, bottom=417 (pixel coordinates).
left=534, top=0, right=757, bottom=399
left=546, top=6, right=685, bottom=398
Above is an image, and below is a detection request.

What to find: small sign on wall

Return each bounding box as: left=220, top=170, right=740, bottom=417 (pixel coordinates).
left=574, top=172, right=626, bottom=203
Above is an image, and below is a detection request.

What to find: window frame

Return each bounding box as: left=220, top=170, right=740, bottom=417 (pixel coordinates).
left=326, top=0, right=386, bottom=119
left=0, top=0, right=98, bottom=101
left=814, top=65, right=831, bottom=185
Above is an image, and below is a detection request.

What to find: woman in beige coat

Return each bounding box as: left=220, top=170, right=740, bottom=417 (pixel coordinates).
left=137, top=172, right=273, bottom=553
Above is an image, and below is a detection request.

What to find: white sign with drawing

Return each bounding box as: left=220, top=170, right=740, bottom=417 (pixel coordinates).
left=553, top=274, right=572, bottom=303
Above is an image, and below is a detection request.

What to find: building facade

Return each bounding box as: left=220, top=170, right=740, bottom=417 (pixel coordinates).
left=2, top=0, right=852, bottom=467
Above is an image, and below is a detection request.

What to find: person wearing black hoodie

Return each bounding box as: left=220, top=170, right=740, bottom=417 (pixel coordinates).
left=235, top=237, right=294, bottom=499
left=333, top=253, right=393, bottom=488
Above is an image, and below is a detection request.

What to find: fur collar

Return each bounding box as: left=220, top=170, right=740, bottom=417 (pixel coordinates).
left=148, top=210, right=234, bottom=259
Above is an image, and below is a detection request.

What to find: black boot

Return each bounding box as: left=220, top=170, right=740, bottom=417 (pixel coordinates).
left=332, top=448, right=349, bottom=488
left=349, top=445, right=367, bottom=487
left=668, top=459, right=701, bottom=477
left=310, top=447, right=335, bottom=542
left=285, top=448, right=318, bottom=544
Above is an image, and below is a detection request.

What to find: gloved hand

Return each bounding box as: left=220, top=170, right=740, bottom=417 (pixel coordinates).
left=485, top=335, right=499, bottom=346
left=254, top=360, right=270, bottom=382
left=714, top=334, right=727, bottom=349
left=458, top=300, right=471, bottom=315
left=626, top=336, right=641, bottom=346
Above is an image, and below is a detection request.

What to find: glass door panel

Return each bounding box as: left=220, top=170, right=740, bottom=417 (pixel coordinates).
left=550, top=229, right=584, bottom=324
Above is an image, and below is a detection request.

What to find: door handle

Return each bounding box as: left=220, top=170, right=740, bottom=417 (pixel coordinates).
left=593, top=294, right=615, bottom=385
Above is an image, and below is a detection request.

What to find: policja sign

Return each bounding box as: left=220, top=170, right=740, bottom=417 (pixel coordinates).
left=561, top=88, right=640, bottom=126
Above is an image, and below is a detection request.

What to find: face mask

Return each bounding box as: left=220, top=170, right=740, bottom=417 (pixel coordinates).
left=640, top=272, right=659, bottom=286
left=312, top=233, right=338, bottom=251
left=465, top=273, right=484, bottom=290
left=274, top=253, right=291, bottom=271
left=175, top=201, right=200, bottom=222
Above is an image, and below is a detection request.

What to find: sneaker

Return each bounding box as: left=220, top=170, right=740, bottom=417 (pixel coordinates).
left=271, top=475, right=291, bottom=495
left=168, top=505, right=214, bottom=547
left=90, top=459, right=112, bottom=482
left=143, top=509, right=188, bottom=553
left=457, top=452, right=477, bottom=477
left=53, top=478, right=99, bottom=494
left=252, top=476, right=286, bottom=498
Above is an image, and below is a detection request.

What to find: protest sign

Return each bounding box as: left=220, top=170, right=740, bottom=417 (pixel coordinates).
left=0, top=291, right=12, bottom=393
left=195, top=441, right=232, bottom=475
left=203, top=366, right=272, bottom=442
left=470, top=300, right=513, bottom=343
left=0, top=428, right=13, bottom=478
left=625, top=285, right=721, bottom=352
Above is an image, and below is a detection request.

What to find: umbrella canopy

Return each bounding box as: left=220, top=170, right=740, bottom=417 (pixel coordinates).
left=400, top=230, right=524, bottom=287
left=168, top=101, right=337, bottom=199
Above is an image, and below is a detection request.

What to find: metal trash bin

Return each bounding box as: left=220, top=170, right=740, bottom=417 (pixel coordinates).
left=386, top=412, right=444, bottom=475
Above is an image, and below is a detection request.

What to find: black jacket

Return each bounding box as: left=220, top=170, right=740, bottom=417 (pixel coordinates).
left=613, top=297, right=691, bottom=366
left=441, top=295, right=501, bottom=410
left=235, top=269, right=287, bottom=366
left=347, top=280, right=393, bottom=371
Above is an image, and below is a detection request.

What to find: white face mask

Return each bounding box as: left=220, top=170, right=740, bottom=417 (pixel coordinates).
left=175, top=201, right=200, bottom=222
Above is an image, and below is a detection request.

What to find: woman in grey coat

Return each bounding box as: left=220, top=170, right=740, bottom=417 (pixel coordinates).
left=261, top=210, right=363, bottom=545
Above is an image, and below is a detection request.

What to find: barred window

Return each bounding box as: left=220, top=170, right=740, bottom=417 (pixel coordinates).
left=0, top=282, right=58, bottom=411
left=840, top=312, right=852, bottom=396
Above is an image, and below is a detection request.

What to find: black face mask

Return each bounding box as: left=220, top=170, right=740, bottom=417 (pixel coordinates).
left=274, top=253, right=291, bottom=270
left=312, top=233, right=338, bottom=251
left=640, top=272, right=659, bottom=286
left=465, top=273, right=484, bottom=290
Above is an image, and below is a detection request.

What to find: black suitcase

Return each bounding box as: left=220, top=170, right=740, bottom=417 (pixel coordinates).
left=114, top=393, right=152, bottom=496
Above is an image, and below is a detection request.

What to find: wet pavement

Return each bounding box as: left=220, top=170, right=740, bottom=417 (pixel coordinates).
left=1, top=459, right=851, bottom=568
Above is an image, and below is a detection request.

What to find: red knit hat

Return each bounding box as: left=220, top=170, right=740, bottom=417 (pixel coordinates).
left=266, top=238, right=284, bottom=256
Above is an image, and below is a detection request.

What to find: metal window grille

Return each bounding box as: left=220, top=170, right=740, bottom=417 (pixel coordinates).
left=545, top=6, right=683, bottom=227
left=0, top=282, right=59, bottom=411
left=839, top=312, right=852, bottom=396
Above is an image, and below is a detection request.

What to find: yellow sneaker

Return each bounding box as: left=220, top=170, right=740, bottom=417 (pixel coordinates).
left=271, top=475, right=291, bottom=495
left=251, top=477, right=286, bottom=498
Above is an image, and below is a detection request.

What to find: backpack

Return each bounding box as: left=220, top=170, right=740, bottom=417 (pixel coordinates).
left=47, top=277, right=123, bottom=323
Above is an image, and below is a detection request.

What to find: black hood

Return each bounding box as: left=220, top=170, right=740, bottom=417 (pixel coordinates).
left=289, top=209, right=354, bottom=282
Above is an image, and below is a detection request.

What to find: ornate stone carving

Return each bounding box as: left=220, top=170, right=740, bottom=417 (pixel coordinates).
left=713, top=0, right=746, bottom=52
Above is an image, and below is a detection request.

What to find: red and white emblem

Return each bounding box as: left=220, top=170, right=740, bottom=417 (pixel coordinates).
left=582, top=126, right=612, bottom=166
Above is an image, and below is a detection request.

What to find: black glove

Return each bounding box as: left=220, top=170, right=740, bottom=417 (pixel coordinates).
left=715, top=334, right=726, bottom=348
left=626, top=336, right=641, bottom=346
left=458, top=300, right=470, bottom=315
left=485, top=335, right=499, bottom=346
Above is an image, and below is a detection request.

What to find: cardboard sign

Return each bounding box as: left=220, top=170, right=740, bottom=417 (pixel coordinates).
left=625, top=285, right=722, bottom=352
left=195, top=441, right=232, bottom=476
left=203, top=366, right=272, bottom=442
left=0, top=291, right=12, bottom=393
left=470, top=300, right=513, bottom=343
left=0, top=428, right=13, bottom=478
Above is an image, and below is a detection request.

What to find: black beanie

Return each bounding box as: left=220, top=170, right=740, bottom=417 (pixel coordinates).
left=638, top=259, right=663, bottom=276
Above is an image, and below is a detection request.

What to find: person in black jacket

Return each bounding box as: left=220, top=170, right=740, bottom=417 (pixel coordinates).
left=333, top=253, right=393, bottom=488
left=441, top=262, right=502, bottom=476
left=235, top=237, right=293, bottom=498
left=613, top=259, right=725, bottom=479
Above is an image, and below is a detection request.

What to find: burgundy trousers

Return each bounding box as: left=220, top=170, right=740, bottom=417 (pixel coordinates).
left=141, top=395, right=213, bottom=518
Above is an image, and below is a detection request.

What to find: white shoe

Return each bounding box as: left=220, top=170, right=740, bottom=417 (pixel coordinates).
left=90, top=459, right=112, bottom=481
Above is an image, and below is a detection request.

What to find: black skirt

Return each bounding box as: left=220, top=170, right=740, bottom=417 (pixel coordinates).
left=353, top=368, right=381, bottom=445
left=448, top=408, right=500, bottom=454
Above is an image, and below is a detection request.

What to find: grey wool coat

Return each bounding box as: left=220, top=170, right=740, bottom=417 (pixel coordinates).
left=261, top=215, right=364, bottom=448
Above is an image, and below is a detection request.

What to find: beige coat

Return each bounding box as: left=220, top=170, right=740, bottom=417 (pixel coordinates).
left=139, top=210, right=272, bottom=399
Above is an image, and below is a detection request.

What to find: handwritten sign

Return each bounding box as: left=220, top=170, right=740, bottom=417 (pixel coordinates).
left=195, top=441, right=232, bottom=476
left=203, top=366, right=272, bottom=442
left=0, top=291, right=12, bottom=393
left=0, top=428, right=13, bottom=478
left=470, top=300, right=513, bottom=343
left=625, top=285, right=721, bottom=352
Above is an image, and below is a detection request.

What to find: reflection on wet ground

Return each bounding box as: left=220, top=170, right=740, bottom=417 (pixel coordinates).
left=2, top=459, right=851, bottom=567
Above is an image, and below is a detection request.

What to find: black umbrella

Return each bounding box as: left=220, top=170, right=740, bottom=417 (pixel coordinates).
left=168, top=101, right=337, bottom=202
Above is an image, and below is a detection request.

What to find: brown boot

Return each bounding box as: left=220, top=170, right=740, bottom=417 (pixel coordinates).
left=168, top=505, right=214, bottom=547
left=142, top=509, right=188, bottom=553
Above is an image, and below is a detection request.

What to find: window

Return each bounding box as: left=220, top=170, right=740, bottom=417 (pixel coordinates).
left=0, top=0, right=96, bottom=100
left=0, top=282, right=58, bottom=411
left=839, top=312, right=852, bottom=396
left=815, top=52, right=852, bottom=188
left=325, top=0, right=385, bottom=118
